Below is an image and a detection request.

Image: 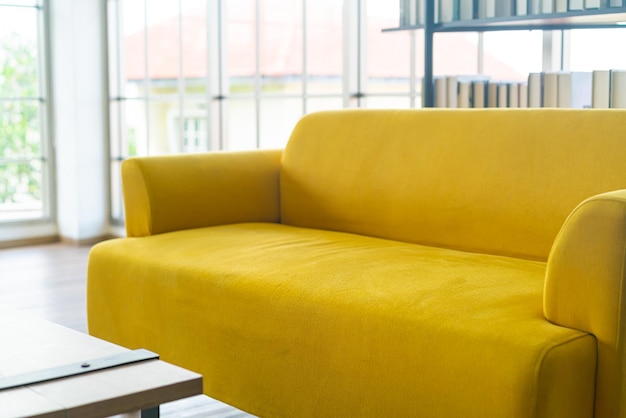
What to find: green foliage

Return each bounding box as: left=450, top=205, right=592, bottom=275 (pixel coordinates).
left=0, top=32, right=41, bottom=204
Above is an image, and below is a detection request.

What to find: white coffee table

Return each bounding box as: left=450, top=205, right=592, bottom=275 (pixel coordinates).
left=0, top=310, right=202, bottom=418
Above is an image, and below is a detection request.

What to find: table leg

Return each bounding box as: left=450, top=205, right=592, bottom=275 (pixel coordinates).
left=141, top=406, right=160, bottom=418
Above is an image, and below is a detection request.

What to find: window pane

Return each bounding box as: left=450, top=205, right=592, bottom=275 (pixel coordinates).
left=0, top=7, right=39, bottom=98
left=182, top=0, right=208, bottom=88
left=123, top=99, right=147, bottom=156
left=260, top=0, right=303, bottom=94
left=365, top=96, right=411, bottom=109
left=306, top=0, right=343, bottom=94
left=110, top=160, right=123, bottom=221
left=260, top=98, right=302, bottom=149
left=120, top=0, right=147, bottom=98
left=147, top=2, right=180, bottom=85
left=482, top=31, right=542, bottom=81
left=367, top=0, right=410, bottom=94
left=0, top=100, right=40, bottom=159
left=0, top=160, right=43, bottom=222
left=434, top=33, right=479, bottom=77
left=225, top=99, right=257, bottom=150
left=570, top=29, right=626, bottom=71
left=306, top=97, right=344, bottom=114
left=228, top=0, right=256, bottom=95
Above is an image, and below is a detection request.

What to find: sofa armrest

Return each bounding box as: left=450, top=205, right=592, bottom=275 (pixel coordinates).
left=122, top=149, right=282, bottom=237
left=544, top=189, right=626, bottom=418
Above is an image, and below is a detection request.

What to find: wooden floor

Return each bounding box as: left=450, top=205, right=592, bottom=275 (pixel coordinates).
left=0, top=242, right=255, bottom=418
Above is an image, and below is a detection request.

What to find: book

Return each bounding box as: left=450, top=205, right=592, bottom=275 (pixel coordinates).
left=408, top=0, right=418, bottom=26
left=447, top=76, right=459, bottom=107
left=434, top=77, right=447, bottom=107
left=472, top=81, right=487, bottom=108
left=571, top=72, right=592, bottom=108
left=497, top=83, right=509, bottom=107
left=543, top=72, right=558, bottom=107
left=592, top=70, right=610, bottom=108
left=517, top=0, right=528, bottom=15
left=541, top=0, right=554, bottom=13
left=487, top=82, right=498, bottom=107
left=479, top=0, right=496, bottom=18
left=400, top=0, right=408, bottom=26
left=584, top=0, right=609, bottom=7
left=459, top=0, right=475, bottom=20
left=610, top=70, right=626, bottom=108
left=528, top=73, right=543, bottom=107
left=610, top=0, right=623, bottom=6
left=529, top=0, right=541, bottom=13
left=519, top=83, right=528, bottom=107
left=417, top=0, right=426, bottom=24
left=508, top=83, right=519, bottom=107
left=496, top=0, right=515, bottom=16
left=458, top=82, right=471, bottom=108
left=555, top=0, right=568, bottom=12
left=568, top=0, right=584, bottom=10
left=440, top=0, right=459, bottom=22
left=557, top=72, right=572, bottom=108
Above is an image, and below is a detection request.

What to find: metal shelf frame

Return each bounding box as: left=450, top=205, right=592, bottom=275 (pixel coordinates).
left=384, top=2, right=626, bottom=106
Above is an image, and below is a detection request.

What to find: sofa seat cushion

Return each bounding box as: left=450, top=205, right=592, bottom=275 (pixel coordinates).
left=88, top=222, right=596, bottom=418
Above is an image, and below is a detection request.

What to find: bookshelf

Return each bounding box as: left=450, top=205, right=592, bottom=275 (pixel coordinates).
left=384, top=1, right=626, bottom=106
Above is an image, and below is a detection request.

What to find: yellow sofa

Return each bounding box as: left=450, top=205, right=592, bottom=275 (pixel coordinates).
left=88, top=109, right=626, bottom=418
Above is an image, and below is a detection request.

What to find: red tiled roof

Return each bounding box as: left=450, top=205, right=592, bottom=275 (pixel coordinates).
left=123, top=11, right=523, bottom=82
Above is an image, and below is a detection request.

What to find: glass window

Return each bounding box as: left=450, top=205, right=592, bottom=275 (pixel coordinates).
left=0, top=1, right=49, bottom=222
left=482, top=30, right=543, bottom=82
left=569, top=29, right=626, bottom=71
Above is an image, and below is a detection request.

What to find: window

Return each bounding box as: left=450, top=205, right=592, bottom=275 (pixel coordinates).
left=0, top=0, right=50, bottom=223
left=107, top=0, right=556, bottom=223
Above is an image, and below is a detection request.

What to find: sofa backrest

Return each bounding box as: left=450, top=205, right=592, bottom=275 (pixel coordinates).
left=280, top=109, right=626, bottom=260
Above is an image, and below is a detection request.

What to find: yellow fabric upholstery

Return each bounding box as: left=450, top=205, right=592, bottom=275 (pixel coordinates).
left=282, top=109, right=626, bottom=260
left=545, top=190, right=626, bottom=418
left=89, top=223, right=595, bottom=418
left=87, top=109, right=626, bottom=418
left=122, top=149, right=282, bottom=237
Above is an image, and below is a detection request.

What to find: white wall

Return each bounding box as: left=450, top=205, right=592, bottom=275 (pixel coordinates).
left=49, top=0, right=109, bottom=242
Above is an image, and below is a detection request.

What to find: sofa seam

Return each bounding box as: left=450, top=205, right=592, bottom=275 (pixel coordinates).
left=134, top=159, right=154, bottom=236
left=531, top=332, right=597, bottom=418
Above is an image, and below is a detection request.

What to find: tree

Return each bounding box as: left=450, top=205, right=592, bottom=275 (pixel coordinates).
left=0, top=32, right=41, bottom=205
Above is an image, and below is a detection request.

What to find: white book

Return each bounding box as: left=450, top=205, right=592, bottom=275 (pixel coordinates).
left=584, top=0, right=602, bottom=8
left=408, top=0, right=418, bottom=25
left=610, top=70, right=626, bottom=108
left=508, top=83, right=519, bottom=107
left=479, top=0, right=496, bottom=18
left=399, top=0, right=408, bottom=26
left=472, top=81, right=487, bottom=108
left=528, top=73, right=543, bottom=107
left=519, top=83, right=529, bottom=107
left=541, top=0, right=554, bottom=13
left=555, top=0, right=568, bottom=12
left=568, top=0, right=584, bottom=10
left=459, top=0, right=475, bottom=20
left=458, top=82, right=471, bottom=108
left=557, top=72, right=572, bottom=108
left=571, top=72, right=593, bottom=108
left=497, top=83, right=509, bottom=107
left=592, top=70, right=610, bottom=108
left=610, top=0, right=623, bottom=7
left=488, top=83, right=498, bottom=107
left=434, top=77, right=447, bottom=108
left=496, top=0, right=515, bottom=16
left=517, top=0, right=528, bottom=15
left=543, top=72, right=558, bottom=107
left=417, top=0, right=426, bottom=24
left=440, top=0, right=456, bottom=22
left=529, top=0, right=541, bottom=13
left=447, top=76, right=459, bottom=107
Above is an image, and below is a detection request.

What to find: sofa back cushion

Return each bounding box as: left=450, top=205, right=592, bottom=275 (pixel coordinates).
left=280, top=109, right=626, bottom=260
